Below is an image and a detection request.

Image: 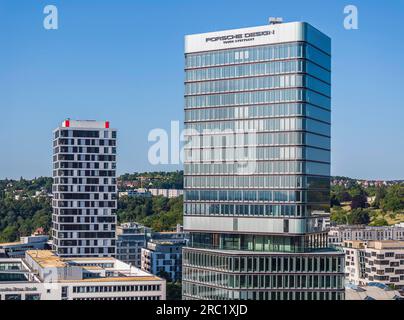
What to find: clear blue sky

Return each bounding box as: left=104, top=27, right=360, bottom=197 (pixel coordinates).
left=0, top=0, right=403, bottom=180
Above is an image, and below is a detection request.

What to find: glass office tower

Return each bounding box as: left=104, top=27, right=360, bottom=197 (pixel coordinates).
left=182, top=21, right=345, bottom=300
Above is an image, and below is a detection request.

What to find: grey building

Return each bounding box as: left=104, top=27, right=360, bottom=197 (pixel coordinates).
left=116, top=223, right=188, bottom=269
left=116, top=222, right=150, bottom=267
left=52, top=120, right=117, bottom=257
left=141, top=240, right=186, bottom=282
left=182, top=20, right=345, bottom=300
left=151, top=225, right=188, bottom=244
left=0, top=234, right=49, bottom=258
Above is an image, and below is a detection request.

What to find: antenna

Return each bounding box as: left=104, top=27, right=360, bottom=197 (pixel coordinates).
left=269, top=17, right=283, bottom=25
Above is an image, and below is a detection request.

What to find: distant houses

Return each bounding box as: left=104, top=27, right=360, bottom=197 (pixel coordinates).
left=332, top=177, right=403, bottom=188
left=119, top=188, right=183, bottom=199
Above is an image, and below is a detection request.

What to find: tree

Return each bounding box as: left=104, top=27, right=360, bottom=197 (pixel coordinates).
left=338, top=191, right=352, bottom=203
left=142, top=199, right=153, bottom=216
left=380, top=185, right=404, bottom=212
left=348, top=209, right=370, bottom=225
left=0, top=225, right=18, bottom=242
left=330, top=207, right=348, bottom=225
left=152, top=196, right=169, bottom=213
left=373, top=186, right=387, bottom=208
left=166, top=282, right=182, bottom=300
left=371, top=218, right=389, bottom=227
left=351, top=194, right=368, bottom=210
left=157, top=270, right=172, bottom=282
left=331, top=194, right=340, bottom=207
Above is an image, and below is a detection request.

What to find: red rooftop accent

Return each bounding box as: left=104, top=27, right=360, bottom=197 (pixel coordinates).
left=105, top=121, right=110, bottom=129
left=65, top=120, right=70, bottom=127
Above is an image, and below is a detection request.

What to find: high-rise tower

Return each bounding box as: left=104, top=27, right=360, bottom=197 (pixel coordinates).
left=182, top=21, right=345, bottom=300
left=52, top=120, right=117, bottom=257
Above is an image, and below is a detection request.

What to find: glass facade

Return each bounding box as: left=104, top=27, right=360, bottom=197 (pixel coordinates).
left=183, top=249, right=344, bottom=300
left=183, top=22, right=344, bottom=300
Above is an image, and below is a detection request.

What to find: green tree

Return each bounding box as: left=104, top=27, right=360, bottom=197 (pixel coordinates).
left=0, top=225, right=18, bottom=242
left=347, top=209, right=370, bottom=225
left=166, top=282, right=182, bottom=301
left=380, top=185, right=404, bottom=212
left=330, top=207, right=348, bottom=225
left=371, top=218, right=389, bottom=226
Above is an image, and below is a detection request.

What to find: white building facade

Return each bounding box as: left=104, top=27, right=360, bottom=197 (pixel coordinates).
left=0, top=250, right=165, bottom=300
left=149, top=189, right=184, bottom=198
left=329, top=225, right=404, bottom=247
left=344, top=240, right=404, bottom=290
left=52, top=120, right=117, bottom=257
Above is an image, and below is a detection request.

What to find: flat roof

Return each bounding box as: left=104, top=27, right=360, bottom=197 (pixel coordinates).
left=26, top=250, right=67, bottom=268
left=367, top=240, right=404, bottom=250
left=26, top=251, right=118, bottom=268
left=0, top=241, right=23, bottom=247
left=156, top=231, right=183, bottom=234
left=343, top=240, right=366, bottom=249
left=64, top=257, right=116, bottom=262
left=82, top=266, right=103, bottom=271
left=24, top=251, right=164, bottom=283
left=345, top=286, right=402, bottom=300
left=60, top=276, right=162, bottom=283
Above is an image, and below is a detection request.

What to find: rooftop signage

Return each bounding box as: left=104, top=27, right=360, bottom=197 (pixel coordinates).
left=185, top=22, right=306, bottom=54
left=205, top=30, right=275, bottom=45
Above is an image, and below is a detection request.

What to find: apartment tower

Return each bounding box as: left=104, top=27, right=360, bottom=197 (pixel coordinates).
left=182, top=20, right=345, bottom=300
left=52, top=120, right=117, bottom=257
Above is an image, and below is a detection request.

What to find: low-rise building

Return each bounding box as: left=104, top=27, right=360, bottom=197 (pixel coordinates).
left=344, top=240, right=367, bottom=285
left=149, top=189, right=183, bottom=198
left=0, top=234, right=50, bottom=258
left=116, top=223, right=188, bottom=280
left=0, top=250, right=166, bottom=300
left=151, top=225, right=188, bottom=244
left=119, top=189, right=152, bottom=199
left=329, top=225, right=404, bottom=247
left=343, top=240, right=404, bottom=290
left=141, top=240, right=186, bottom=282
left=345, top=283, right=403, bottom=300
left=115, top=223, right=188, bottom=267
left=116, top=223, right=151, bottom=268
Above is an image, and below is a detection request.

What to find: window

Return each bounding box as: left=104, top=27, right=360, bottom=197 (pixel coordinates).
left=5, top=294, right=21, bottom=300
left=283, top=220, right=289, bottom=233
left=25, top=294, right=40, bottom=300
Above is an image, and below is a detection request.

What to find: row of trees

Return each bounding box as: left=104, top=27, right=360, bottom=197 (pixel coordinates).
left=332, top=183, right=404, bottom=211
left=0, top=197, right=51, bottom=242
left=119, top=171, right=183, bottom=189
left=0, top=194, right=184, bottom=242
left=117, top=195, right=183, bottom=232
left=373, top=185, right=404, bottom=212
left=0, top=173, right=184, bottom=242
left=0, top=177, right=52, bottom=197
left=330, top=183, right=404, bottom=226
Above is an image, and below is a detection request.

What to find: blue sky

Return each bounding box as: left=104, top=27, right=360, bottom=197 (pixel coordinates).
left=0, top=0, right=403, bottom=180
